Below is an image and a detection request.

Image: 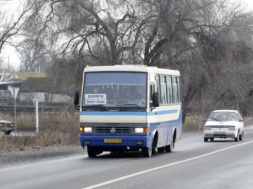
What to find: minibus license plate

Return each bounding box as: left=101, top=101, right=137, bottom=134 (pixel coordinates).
left=104, top=138, right=122, bottom=143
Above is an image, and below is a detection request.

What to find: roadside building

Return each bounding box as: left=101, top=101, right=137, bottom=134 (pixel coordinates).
left=19, top=77, right=70, bottom=103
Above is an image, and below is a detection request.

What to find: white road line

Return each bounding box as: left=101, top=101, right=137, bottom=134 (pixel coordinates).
left=82, top=141, right=253, bottom=189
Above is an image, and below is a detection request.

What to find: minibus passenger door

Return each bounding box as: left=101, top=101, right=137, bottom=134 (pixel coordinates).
left=152, top=92, right=159, bottom=107
left=150, top=84, right=159, bottom=109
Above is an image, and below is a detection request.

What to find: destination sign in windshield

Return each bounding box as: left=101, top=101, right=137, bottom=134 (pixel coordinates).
left=85, top=94, right=107, bottom=104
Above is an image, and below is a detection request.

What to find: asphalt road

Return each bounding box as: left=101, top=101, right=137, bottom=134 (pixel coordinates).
left=1, top=125, right=253, bottom=189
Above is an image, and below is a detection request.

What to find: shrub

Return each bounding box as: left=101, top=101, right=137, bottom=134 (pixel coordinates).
left=0, top=112, right=79, bottom=150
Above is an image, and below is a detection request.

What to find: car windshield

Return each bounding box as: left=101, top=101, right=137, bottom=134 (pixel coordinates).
left=208, top=112, right=237, bottom=121
left=82, top=72, right=147, bottom=111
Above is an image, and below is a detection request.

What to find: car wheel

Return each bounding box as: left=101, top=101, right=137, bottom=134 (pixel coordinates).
left=210, top=138, right=214, bottom=142
left=204, top=138, right=208, bottom=142
left=239, top=132, right=243, bottom=141
left=234, top=133, right=239, bottom=142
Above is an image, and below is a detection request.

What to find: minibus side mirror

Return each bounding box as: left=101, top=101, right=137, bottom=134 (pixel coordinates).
left=74, top=90, right=80, bottom=110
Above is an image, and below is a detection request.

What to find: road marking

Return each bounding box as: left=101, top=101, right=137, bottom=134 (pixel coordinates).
left=82, top=141, right=253, bottom=189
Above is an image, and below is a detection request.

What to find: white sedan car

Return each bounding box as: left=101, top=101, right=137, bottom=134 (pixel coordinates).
left=204, top=110, right=244, bottom=142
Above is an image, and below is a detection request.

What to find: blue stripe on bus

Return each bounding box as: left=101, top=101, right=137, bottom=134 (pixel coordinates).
left=80, top=109, right=178, bottom=116
left=149, top=109, right=178, bottom=115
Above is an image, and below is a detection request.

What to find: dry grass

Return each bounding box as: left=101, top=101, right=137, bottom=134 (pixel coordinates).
left=0, top=112, right=80, bottom=150
left=183, top=115, right=205, bottom=131
left=1, top=112, right=251, bottom=150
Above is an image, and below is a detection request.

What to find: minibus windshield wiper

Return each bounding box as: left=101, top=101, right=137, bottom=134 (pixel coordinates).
left=122, top=104, right=142, bottom=110
left=82, top=105, right=109, bottom=111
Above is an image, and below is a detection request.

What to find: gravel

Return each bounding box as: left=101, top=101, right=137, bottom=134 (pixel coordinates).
left=0, top=145, right=85, bottom=167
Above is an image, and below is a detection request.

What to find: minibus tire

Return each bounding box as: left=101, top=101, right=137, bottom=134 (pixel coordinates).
left=87, top=146, right=97, bottom=158
left=157, top=147, right=165, bottom=153
left=142, top=147, right=152, bottom=157
left=165, top=139, right=174, bottom=153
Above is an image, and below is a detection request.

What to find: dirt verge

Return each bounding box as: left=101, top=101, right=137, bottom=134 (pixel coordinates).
left=0, top=145, right=84, bottom=167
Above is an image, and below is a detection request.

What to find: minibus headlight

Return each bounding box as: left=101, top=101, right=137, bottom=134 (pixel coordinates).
left=135, top=128, right=144, bottom=133
left=80, top=127, right=92, bottom=133
left=135, top=127, right=149, bottom=134
left=84, top=127, right=92, bottom=132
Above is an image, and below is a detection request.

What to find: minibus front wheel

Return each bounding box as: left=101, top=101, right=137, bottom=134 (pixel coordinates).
left=87, top=146, right=103, bottom=158
left=142, top=147, right=152, bottom=157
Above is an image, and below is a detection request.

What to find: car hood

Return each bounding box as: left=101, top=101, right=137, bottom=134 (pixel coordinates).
left=205, top=120, right=238, bottom=126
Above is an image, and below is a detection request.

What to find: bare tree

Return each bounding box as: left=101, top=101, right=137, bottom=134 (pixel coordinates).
left=19, top=0, right=253, bottom=116
left=17, top=38, right=48, bottom=72
left=0, top=1, right=36, bottom=54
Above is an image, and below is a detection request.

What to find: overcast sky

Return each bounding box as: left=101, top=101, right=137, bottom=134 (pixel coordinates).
left=0, top=0, right=21, bottom=70
left=0, top=0, right=253, bottom=71
left=241, top=0, right=253, bottom=8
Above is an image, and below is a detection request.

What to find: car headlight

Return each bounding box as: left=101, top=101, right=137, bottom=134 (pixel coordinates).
left=228, top=126, right=235, bottom=131
left=204, top=126, right=211, bottom=130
